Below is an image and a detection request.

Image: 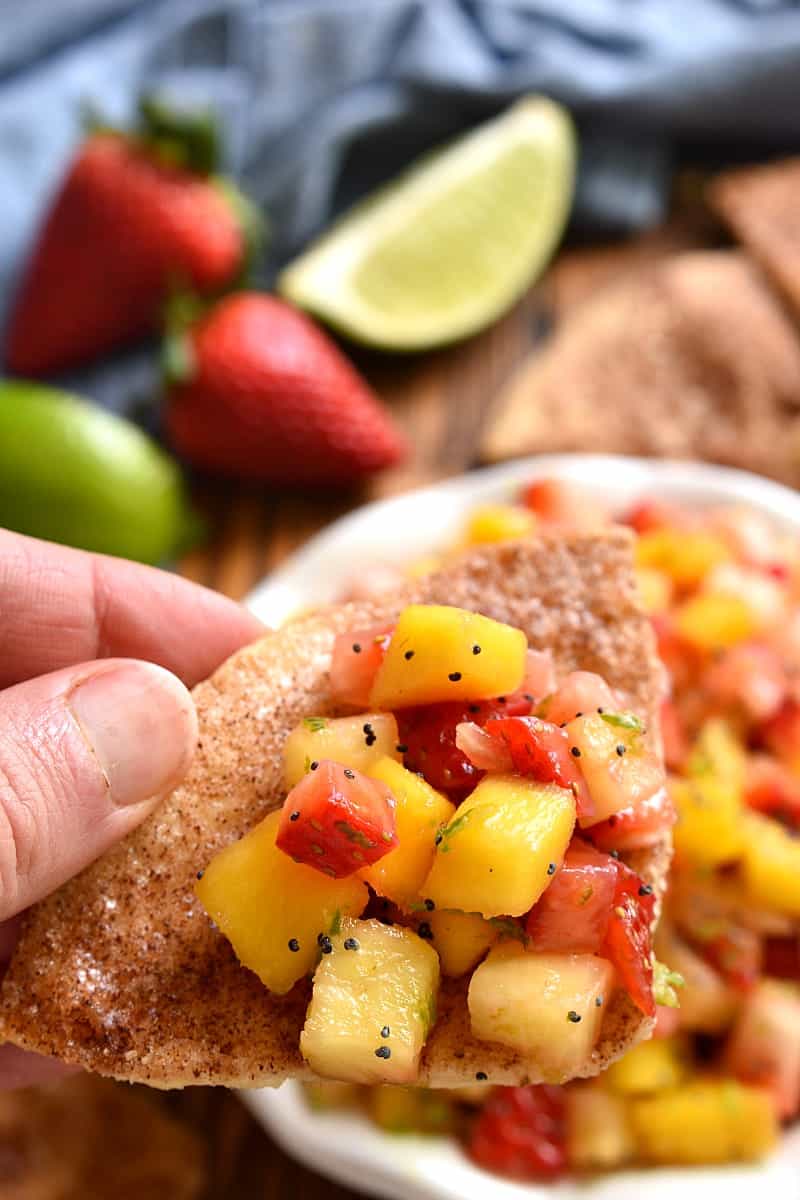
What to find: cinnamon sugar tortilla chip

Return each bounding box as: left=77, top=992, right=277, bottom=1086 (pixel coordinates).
left=709, top=158, right=800, bottom=321
left=483, top=252, right=800, bottom=484
left=0, top=534, right=668, bottom=1088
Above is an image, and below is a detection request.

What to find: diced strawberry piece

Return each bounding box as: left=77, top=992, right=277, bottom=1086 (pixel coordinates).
left=651, top=613, right=700, bottom=692
left=277, top=760, right=397, bottom=878
left=520, top=479, right=606, bottom=530
left=705, top=642, right=787, bottom=724
left=587, top=787, right=676, bottom=853
left=330, top=626, right=392, bottom=708
left=758, top=700, right=800, bottom=770
left=483, top=715, right=593, bottom=820
left=745, top=755, right=800, bottom=832
left=399, top=695, right=532, bottom=797
left=455, top=722, right=513, bottom=772
left=602, top=860, right=656, bottom=1017
left=542, top=671, right=616, bottom=728
left=468, top=1085, right=567, bottom=1181
left=661, top=698, right=689, bottom=771
left=699, top=924, right=762, bottom=992
left=762, top=936, right=800, bottom=982
left=725, top=982, right=800, bottom=1119
left=525, top=841, right=618, bottom=952
left=622, top=500, right=693, bottom=534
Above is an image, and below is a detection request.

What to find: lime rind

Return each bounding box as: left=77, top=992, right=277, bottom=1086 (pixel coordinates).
left=278, top=96, right=576, bottom=351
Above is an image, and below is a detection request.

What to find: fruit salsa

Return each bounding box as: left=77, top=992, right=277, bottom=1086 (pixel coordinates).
left=305, top=478, right=800, bottom=1179
left=196, top=597, right=668, bottom=1088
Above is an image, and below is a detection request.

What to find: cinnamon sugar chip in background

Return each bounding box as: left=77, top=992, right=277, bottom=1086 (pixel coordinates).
left=0, top=1075, right=204, bottom=1200
left=709, top=158, right=800, bottom=321
left=0, top=534, right=667, bottom=1090
left=482, top=251, right=800, bottom=483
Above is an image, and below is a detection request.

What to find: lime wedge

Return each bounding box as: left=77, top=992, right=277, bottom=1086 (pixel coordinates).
left=278, top=96, right=575, bottom=351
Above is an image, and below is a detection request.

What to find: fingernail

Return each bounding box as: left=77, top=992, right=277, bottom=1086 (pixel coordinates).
left=69, top=662, right=197, bottom=807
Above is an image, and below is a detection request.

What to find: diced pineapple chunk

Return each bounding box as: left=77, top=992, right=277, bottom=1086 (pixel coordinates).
left=629, top=1081, right=778, bottom=1165
left=300, top=917, right=439, bottom=1084
left=671, top=776, right=744, bottom=868
left=468, top=944, right=614, bottom=1082
left=196, top=811, right=367, bottom=995
left=465, top=503, right=537, bottom=546
left=423, top=775, right=575, bottom=918
left=675, top=592, right=756, bottom=651
left=740, top=812, right=800, bottom=917
left=283, top=712, right=400, bottom=788
left=369, top=605, right=527, bottom=710
left=428, top=909, right=497, bottom=977
left=635, top=529, right=730, bottom=587
left=605, top=1036, right=688, bottom=1095
left=565, top=1085, right=634, bottom=1170
left=361, top=758, right=454, bottom=908
left=635, top=566, right=673, bottom=614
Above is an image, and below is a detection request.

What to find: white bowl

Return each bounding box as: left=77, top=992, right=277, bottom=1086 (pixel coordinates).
left=243, top=455, right=800, bottom=1199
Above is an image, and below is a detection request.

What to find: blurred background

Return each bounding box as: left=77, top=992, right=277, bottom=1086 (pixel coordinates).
left=4, top=0, right=800, bottom=1196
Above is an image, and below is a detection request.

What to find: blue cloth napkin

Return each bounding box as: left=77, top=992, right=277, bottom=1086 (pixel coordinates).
left=2, top=0, right=800, bottom=404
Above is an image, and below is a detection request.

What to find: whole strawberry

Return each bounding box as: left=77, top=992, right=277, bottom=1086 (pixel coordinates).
left=5, top=99, right=259, bottom=375
left=163, top=293, right=406, bottom=486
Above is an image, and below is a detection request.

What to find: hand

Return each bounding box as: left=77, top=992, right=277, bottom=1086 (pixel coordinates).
left=0, top=530, right=263, bottom=1088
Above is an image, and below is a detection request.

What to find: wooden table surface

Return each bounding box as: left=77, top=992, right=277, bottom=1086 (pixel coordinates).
left=165, top=203, right=712, bottom=1198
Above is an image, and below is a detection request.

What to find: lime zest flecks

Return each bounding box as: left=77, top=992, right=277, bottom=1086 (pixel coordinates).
left=653, top=960, right=685, bottom=1008
left=489, top=917, right=528, bottom=944
left=600, top=711, right=643, bottom=733
left=303, top=716, right=328, bottom=732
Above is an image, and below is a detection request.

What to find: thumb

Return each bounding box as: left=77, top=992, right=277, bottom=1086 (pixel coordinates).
left=0, top=659, right=197, bottom=920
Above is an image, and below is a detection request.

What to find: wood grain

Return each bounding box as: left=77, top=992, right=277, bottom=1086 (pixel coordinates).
left=158, top=212, right=710, bottom=1196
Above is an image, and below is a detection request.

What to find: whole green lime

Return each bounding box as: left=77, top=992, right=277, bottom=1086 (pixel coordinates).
left=0, top=381, right=200, bottom=564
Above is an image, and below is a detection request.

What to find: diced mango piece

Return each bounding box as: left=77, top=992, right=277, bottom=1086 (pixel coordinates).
left=605, top=1036, right=688, bottom=1095
left=196, top=811, right=367, bottom=995
left=629, top=1080, right=778, bottom=1165
left=635, top=566, right=673, bottom=615
left=687, top=718, right=746, bottom=796
left=283, top=712, right=400, bottom=788
left=671, top=776, right=745, bottom=868
left=465, top=503, right=537, bottom=546
left=468, top=944, right=614, bottom=1082
left=675, top=592, right=756, bottom=651
left=369, top=605, right=527, bottom=710
left=423, top=775, right=575, bottom=918
left=635, top=529, right=730, bottom=587
left=361, top=758, right=455, bottom=908
left=300, top=917, right=439, bottom=1084
left=565, top=1085, right=634, bottom=1170
left=427, top=909, right=498, bottom=977
left=741, top=812, right=800, bottom=917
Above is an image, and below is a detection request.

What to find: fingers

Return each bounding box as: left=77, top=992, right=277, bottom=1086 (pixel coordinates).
left=0, top=658, right=197, bottom=920
left=0, top=529, right=264, bottom=690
